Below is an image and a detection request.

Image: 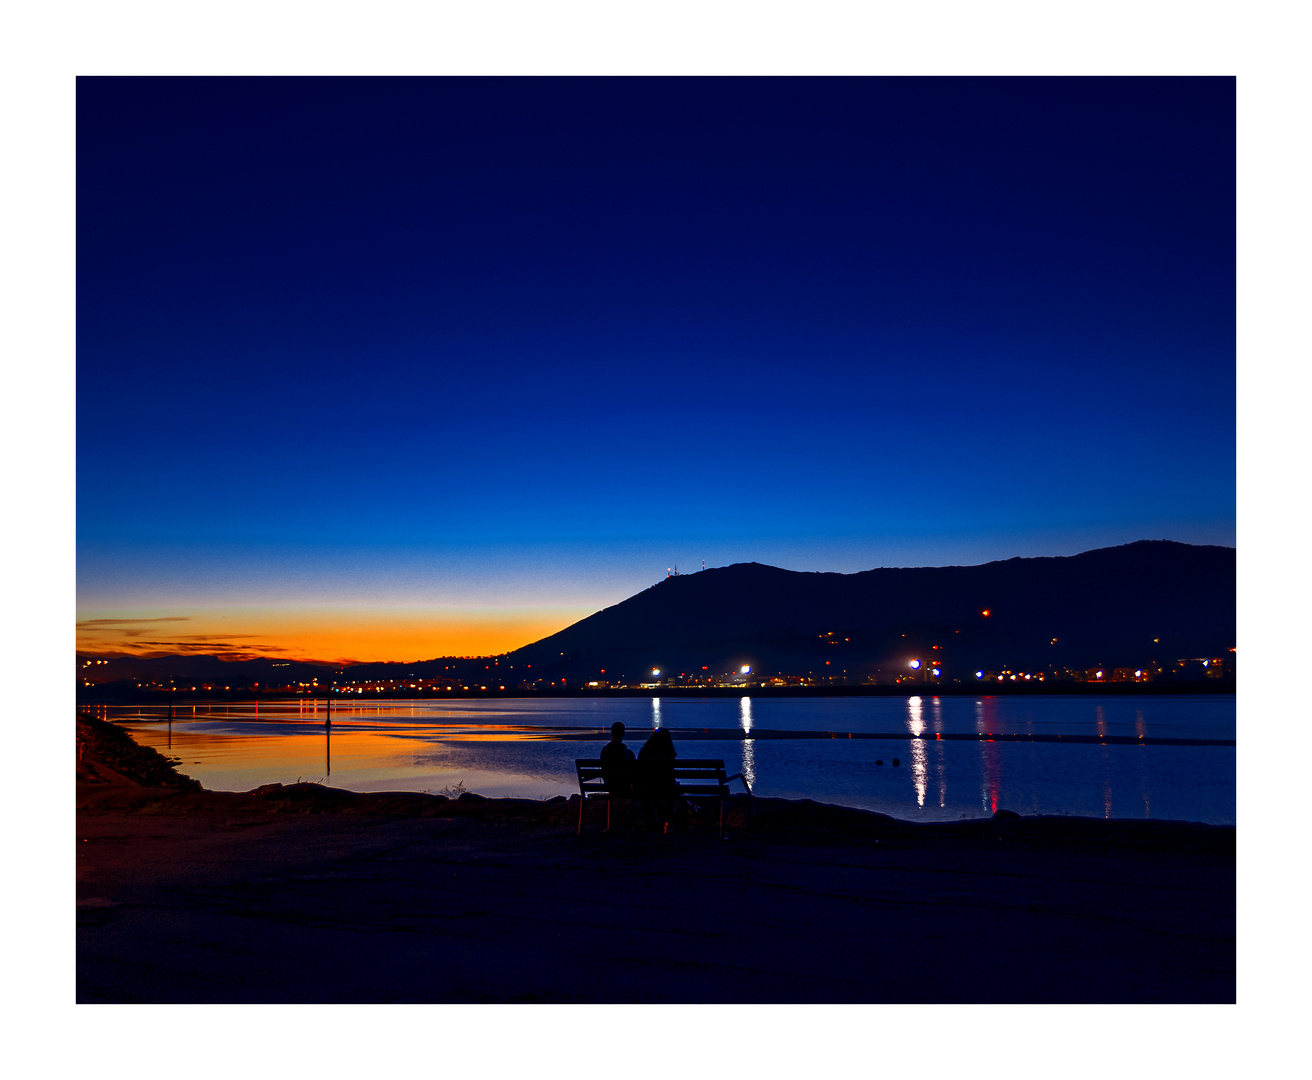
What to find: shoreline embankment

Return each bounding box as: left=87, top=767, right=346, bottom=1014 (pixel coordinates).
left=76, top=713, right=1236, bottom=1003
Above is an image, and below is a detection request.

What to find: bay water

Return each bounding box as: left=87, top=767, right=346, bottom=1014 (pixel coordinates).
left=93, top=694, right=1235, bottom=825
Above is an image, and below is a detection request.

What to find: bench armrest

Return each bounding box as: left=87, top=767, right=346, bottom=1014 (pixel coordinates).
left=724, top=772, right=752, bottom=795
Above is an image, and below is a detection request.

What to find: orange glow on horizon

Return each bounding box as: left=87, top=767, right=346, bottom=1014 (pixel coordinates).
left=75, top=605, right=591, bottom=664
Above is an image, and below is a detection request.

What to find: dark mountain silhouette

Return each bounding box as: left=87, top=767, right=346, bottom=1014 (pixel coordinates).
left=504, top=540, right=1235, bottom=681
left=77, top=653, right=341, bottom=686
left=80, top=541, right=1234, bottom=689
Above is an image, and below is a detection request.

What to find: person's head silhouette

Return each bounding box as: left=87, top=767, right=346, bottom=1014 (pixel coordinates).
left=643, top=727, right=675, bottom=757
left=610, top=721, right=626, bottom=743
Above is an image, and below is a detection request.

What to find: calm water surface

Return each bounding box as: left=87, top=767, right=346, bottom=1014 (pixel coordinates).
left=94, top=694, right=1236, bottom=825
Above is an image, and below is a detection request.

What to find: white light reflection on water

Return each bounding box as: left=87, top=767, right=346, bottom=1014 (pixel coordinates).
left=651, top=697, right=661, bottom=728
left=739, top=696, right=756, bottom=789
left=905, top=696, right=928, bottom=808
left=930, top=695, right=947, bottom=808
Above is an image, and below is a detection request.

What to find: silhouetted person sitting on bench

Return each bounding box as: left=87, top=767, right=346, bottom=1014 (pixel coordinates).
left=638, top=727, right=679, bottom=832
left=599, top=721, right=636, bottom=797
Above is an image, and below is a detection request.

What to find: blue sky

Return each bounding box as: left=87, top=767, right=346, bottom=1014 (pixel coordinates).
left=76, top=76, right=1235, bottom=660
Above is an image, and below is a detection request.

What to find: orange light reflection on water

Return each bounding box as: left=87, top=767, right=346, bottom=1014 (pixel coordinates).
left=118, top=716, right=582, bottom=798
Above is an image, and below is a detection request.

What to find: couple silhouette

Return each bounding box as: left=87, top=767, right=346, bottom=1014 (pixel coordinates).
left=599, top=721, right=679, bottom=832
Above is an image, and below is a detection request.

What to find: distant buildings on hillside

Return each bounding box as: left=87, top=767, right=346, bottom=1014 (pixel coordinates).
left=78, top=649, right=1235, bottom=694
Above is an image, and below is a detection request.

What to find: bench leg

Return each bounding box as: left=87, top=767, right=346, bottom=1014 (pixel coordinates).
left=578, top=795, right=584, bottom=835
left=719, top=795, right=725, bottom=840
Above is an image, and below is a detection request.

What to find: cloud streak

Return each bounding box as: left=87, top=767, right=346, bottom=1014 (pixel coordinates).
left=78, top=617, right=192, bottom=630
left=127, top=641, right=290, bottom=654
left=77, top=617, right=296, bottom=662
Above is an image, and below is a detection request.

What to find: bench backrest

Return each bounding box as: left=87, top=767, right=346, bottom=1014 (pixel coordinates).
left=576, top=757, right=730, bottom=796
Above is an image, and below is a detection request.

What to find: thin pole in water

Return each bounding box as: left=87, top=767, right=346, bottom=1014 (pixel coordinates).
left=325, top=682, right=333, bottom=777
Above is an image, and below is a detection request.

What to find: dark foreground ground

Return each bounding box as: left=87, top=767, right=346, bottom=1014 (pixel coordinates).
left=76, top=715, right=1235, bottom=1003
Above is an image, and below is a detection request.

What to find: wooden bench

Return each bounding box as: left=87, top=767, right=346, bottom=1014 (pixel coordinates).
left=575, top=757, right=752, bottom=838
